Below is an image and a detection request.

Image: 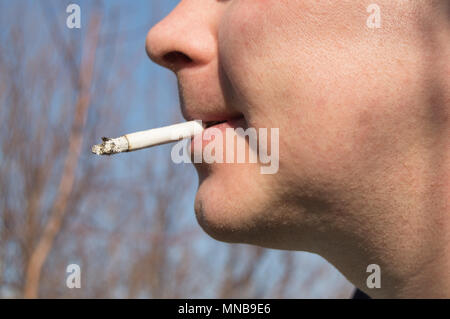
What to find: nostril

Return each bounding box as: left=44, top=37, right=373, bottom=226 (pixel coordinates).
left=163, top=51, right=193, bottom=70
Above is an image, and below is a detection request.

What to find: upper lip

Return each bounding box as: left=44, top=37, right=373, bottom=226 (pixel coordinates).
left=200, top=116, right=245, bottom=128
left=182, top=109, right=245, bottom=127
left=177, top=77, right=245, bottom=125
left=203, top=116, right=245, bottom=128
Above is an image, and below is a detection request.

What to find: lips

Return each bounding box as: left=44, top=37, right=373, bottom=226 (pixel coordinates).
left=190, top=115, right=247, bottom=159
left=204, top=116, right=247, bottom=132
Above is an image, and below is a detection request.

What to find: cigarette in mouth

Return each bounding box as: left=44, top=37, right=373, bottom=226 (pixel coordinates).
left=91, top=120, right=215, bottom=156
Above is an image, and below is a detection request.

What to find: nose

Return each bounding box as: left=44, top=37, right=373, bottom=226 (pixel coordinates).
left=146, top=1, right=218, bottom=72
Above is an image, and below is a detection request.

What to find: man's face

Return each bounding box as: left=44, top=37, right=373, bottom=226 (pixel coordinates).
left=146, top=0, right=447, bottom=251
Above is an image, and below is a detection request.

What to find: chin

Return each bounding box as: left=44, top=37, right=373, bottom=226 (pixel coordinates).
left=193, top=162, right=284, bottom=246
left=193, top=162, right=256, bottom=243
left=194, top=194, right=243, bottom=244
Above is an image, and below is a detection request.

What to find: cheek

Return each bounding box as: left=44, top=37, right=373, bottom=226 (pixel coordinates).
left=218, top=0, right=420, bottom=180
left=218, top=0, right=287, bottom=82
left=218, top=1, right=293, bottom=129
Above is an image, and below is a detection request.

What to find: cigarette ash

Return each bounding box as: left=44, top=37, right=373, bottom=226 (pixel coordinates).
left=91, top=136, right=129, bottom=156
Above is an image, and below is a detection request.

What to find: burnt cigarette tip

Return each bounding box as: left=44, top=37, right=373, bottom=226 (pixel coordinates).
left=91, top=136, right=129, bottom=156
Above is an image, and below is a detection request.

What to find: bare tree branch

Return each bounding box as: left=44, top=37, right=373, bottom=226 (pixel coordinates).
left=23, top=14, right=101, bottom=299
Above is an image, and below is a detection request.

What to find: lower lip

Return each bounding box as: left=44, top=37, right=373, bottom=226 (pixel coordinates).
left=190, top=117, right=247, bottom=155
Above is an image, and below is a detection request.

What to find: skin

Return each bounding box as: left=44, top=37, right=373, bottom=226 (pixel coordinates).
left=146, top=0, right=450, bottom=298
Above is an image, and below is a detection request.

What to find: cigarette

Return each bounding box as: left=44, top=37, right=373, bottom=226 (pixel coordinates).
left=92, top=120, right=207, bottom=156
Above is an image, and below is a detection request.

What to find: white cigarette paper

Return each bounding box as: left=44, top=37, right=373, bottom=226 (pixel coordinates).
left=92, top=120, right=205, bottom=155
